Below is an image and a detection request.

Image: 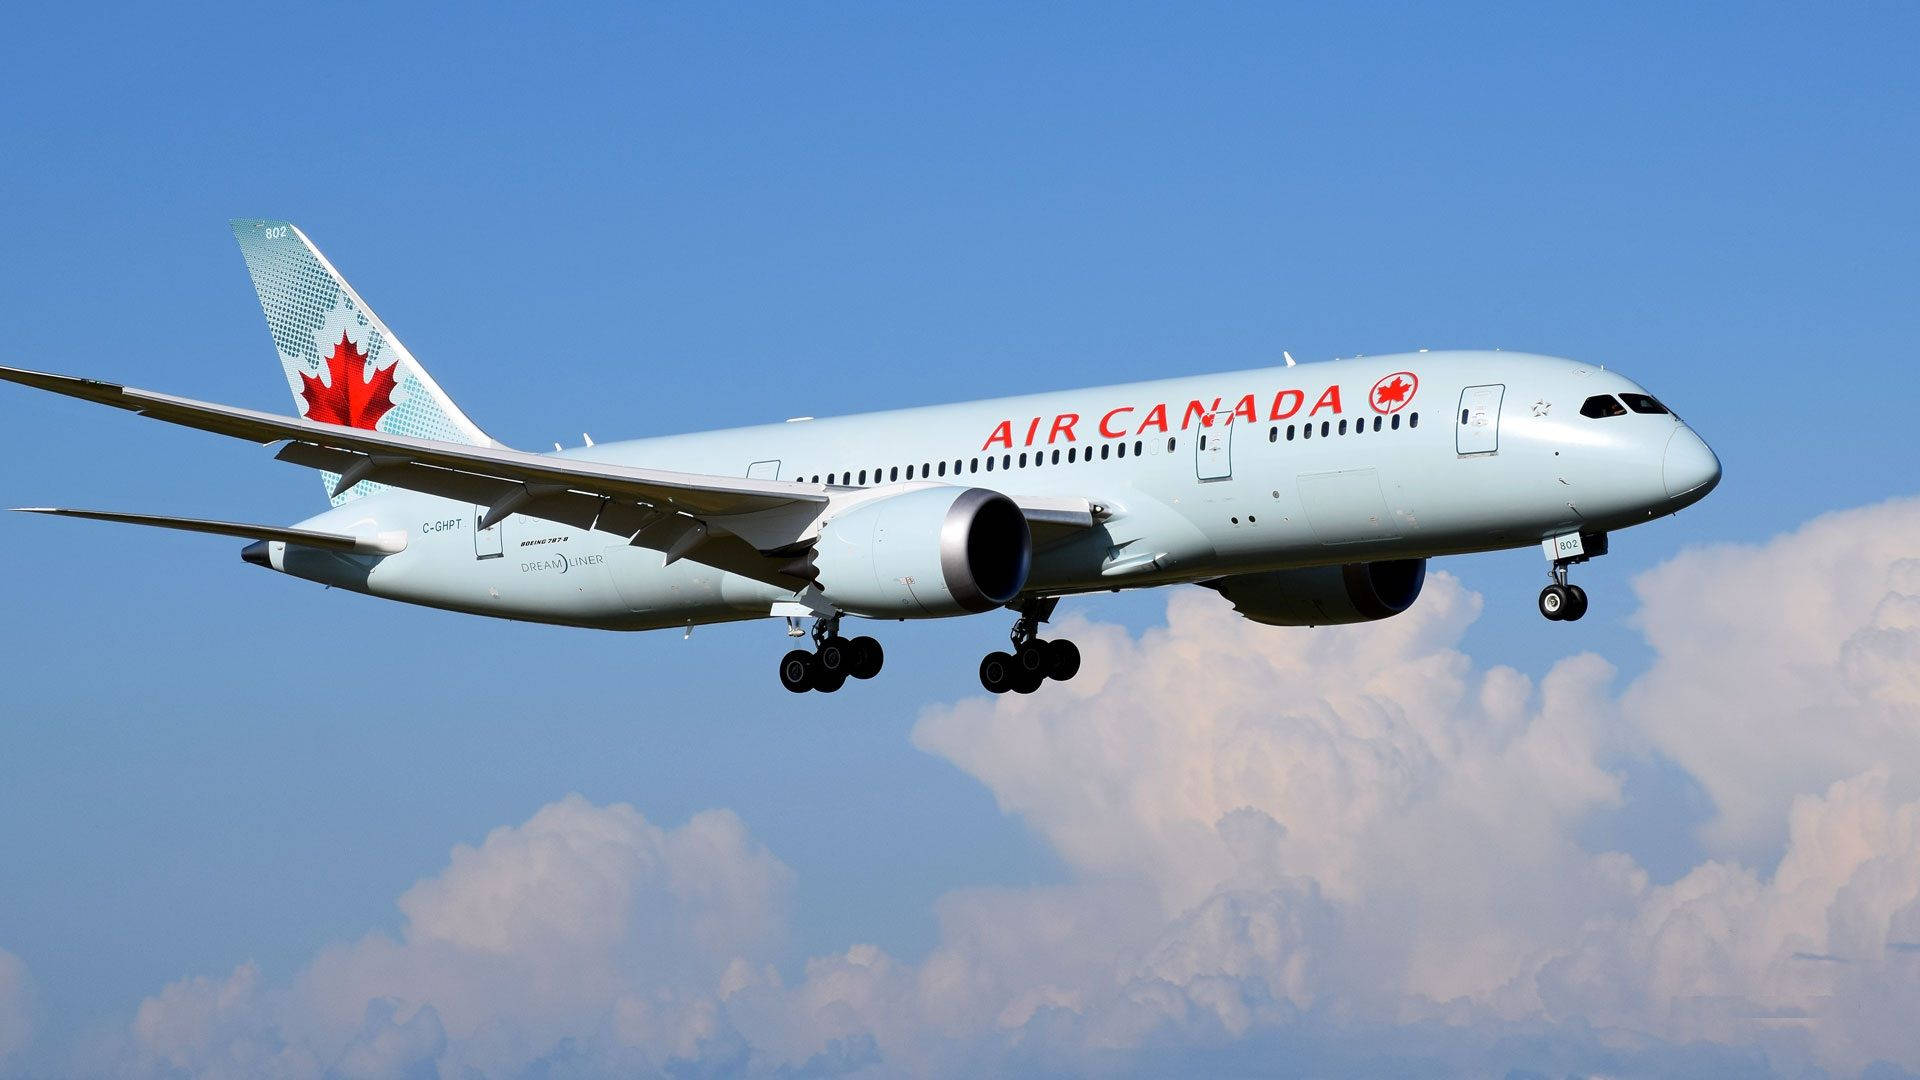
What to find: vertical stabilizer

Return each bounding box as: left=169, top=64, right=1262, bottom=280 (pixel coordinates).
left=231, top=219, right=494, bottom=504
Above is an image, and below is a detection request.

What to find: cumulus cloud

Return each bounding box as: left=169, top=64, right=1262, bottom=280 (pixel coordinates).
left=0, top=948, right=32, bottom=1064
left=96, top=496, right=1920, bottom=1077
left=122, top=797, right=793, bottom=1078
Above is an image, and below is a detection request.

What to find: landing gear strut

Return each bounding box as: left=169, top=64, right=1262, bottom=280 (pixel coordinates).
left=778, top=614, right=883, bottom=693
left=1538, top=531, right=1605, bottom=622
left=980, top=598, right=1080, bottom=694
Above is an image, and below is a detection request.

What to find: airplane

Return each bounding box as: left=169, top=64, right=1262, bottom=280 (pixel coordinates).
left=1, top=220, right=1722, bottom=695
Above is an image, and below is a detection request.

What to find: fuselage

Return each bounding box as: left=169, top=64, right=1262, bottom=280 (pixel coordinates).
left=268, top=350, right=1720, bottom=630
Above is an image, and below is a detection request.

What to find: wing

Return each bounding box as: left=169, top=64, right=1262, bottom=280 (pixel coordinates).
left=0, top=365, right=1102, bottom=587
left=11, top=507, right=405, bottom=554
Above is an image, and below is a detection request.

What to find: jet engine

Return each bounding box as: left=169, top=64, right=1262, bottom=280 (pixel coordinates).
left=1205, top=558, right=1426, bottom=626
left=799, top=487, right=1031, bottom=618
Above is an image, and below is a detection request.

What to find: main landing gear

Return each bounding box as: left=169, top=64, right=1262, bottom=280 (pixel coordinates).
left=1538, top=531, right=1607, bottom=622
left=979, top=598, right=1081, bottom=695
left=779, top=614, right=884, bottom=694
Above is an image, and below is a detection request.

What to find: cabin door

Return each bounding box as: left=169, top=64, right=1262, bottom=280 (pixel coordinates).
left=1196, top=410, right=1234, bottom=480
left=1456, top=384, right=1504, bottom=455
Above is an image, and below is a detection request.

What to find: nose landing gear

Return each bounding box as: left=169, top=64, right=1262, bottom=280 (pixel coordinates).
left=1538, top=531, right=1605, bottom=622
left=980, top=598, right=1080, bottom=694
left=778, top=614, right=884, bottom=693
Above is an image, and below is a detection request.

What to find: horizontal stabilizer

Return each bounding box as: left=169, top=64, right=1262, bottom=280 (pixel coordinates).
left=11, top=507, right=405, bottom=555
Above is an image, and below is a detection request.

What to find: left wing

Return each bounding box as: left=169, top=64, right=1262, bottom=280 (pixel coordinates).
left=0, top=364, right=827, bottom=586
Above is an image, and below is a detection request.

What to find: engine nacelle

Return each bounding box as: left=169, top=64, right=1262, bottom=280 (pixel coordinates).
left=1206, top=559, right=1426, bottom=626
left=807, top=487, right=1031, bottom=618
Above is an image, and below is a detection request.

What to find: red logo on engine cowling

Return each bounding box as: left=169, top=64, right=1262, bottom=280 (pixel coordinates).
left=1370, top=372, right=1417, bottom=414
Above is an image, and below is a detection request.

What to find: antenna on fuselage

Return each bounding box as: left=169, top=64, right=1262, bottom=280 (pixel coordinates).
left=1283, top=351, right=1296, bottom=367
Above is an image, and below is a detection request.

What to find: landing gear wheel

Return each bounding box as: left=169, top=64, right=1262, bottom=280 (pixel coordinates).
left=1014, top=641, right=1049, bottom=680
left=779, top=649, right=816, bottom=693
left=1563, top=585, right=1589, bottom=622
left=1539, top=584, right=1572, bottom=621
left=1012, top=669, right=1044, bottom=693
left=849, top=636, right=884, bottom=680
left=816, top=636, right=854, bottom=676
left=1045, top=639, right=1081, bottom=681
left=980, top=652, right=1017, bottom=694
left=813, top=669, right=847, bottom=693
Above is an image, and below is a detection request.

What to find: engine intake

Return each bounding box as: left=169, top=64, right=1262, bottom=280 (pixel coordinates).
left=808, top=488, right=1031, bottom=618
left=1207, top=558, right=1426, bottom=626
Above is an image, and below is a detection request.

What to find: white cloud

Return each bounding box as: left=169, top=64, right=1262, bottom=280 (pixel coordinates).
left=96, top=496, right=1920, bottom=1077
left=121, top=797, right=793, bottom=1078
left=0, top=948, right=31, bottom=1064
left=1622, top=498, right=1920, bottom=861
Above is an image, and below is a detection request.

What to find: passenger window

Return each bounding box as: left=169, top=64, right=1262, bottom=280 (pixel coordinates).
left=937, top=461, right=946, bottom=477
left=1100, top=444, right=1110, bottom=460
left=1117, top=441, right=1127, bottom=458
left=890, top=466, right=899, bottom=481
left=1287, top=424, right=1296, bottom=441
left=1018, top=453, right=1027, bottom=467
left=1621, top=393, right=1670, bottom=415
left=1051, top=449, right=1060, bottom=464
left=1372, top=416, right=1382, bottom=432
left=1269, top=426, right=1277, bottom=443
left=1002, top=454, right=1011, bottom=469
left=922, top=462, right=930, bottom=476
left=859, top=470, right=868, bottom=484
left=1198, top=434, right=1207, bottom=450
left=1410, top=412, right=1419, bottom=428
left=1166, top=437, right=1176, bottom=452
left=969, top=459, right=978, bottom=473
left=1580, top=394, right=1628, bottom=419
left=1391, top=414, right=1400, bottom=430
left=1461, top=409, right=1470, bottom=424
left=1338, top=418, right=1348, bottom=435
left=1303, top=423, right=1312, bottom=439
left=1320, top=421, right=1330, bottom=437
left=1134, top=440, right=1142, bottom=456
left=985, top=457, right=994, bottom=472
left=1068, top=447, right=1077, bottom=463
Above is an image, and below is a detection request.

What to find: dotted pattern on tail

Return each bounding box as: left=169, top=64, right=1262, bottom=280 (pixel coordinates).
left=232, top=219, right=491, bottom=505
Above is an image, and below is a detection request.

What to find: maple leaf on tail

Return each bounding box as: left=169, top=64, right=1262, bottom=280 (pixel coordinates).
left=301, top=333, right=398, bottom=430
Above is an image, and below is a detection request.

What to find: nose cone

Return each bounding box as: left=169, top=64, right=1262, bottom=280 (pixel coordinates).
left=1663, top=426, right=1722, bottom=502
left=241, top=540, right=271, bottom=568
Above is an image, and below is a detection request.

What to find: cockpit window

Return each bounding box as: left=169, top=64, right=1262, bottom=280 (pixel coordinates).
left=1620, top=393, right=1670, bottom=415
left=1580, top=394, right=1627, bottom=419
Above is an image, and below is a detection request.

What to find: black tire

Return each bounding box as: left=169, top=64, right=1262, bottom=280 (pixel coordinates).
left=980, top=651, right=1017, bottom=694
left=1012, top=668, right=1044, bottom=694
left=1015, top=641, right=1050, bottom=678
left=817, top=636, right=854, bottom=676
left=814, top=669, right=847, bottom=694
left=1564, top=585, right=1589, bottom=622
left=779, top=649, right=816, bottom=693
left=849, top=636, right=884, bottom=679
left=1538, top=584, right=1570, bottom=621
left=1045, top=639, right=1081, bottom=681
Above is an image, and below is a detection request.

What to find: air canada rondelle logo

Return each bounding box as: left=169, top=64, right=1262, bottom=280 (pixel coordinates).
left=1370, top=371, right=1418, bottom=414
left=301, top=332, right=398, bottom=430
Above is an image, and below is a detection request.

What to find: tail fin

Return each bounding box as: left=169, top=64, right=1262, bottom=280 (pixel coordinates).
left=231, top=219, right=494, bottom=505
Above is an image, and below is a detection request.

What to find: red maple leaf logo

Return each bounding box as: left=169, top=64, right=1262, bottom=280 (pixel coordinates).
left=300, top=333, right=398, bottom=430
left=1369, top=371, right=1418, bottom=413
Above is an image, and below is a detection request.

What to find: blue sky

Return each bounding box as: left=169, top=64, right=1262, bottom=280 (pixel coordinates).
left=1, top=5, right=1917, bottom=1076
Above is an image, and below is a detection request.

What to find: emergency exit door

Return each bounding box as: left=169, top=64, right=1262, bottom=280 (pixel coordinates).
left=1196, top=410, right=1234, bottom=480
left=1456, top=384, right=1504, bottom=455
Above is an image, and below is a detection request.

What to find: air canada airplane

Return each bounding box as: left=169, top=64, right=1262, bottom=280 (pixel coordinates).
left=2, top=221, right=1721, bottom=694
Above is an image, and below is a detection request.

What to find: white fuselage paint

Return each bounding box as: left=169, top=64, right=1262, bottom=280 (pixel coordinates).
left=268, top=351, right=1720, bottom=631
